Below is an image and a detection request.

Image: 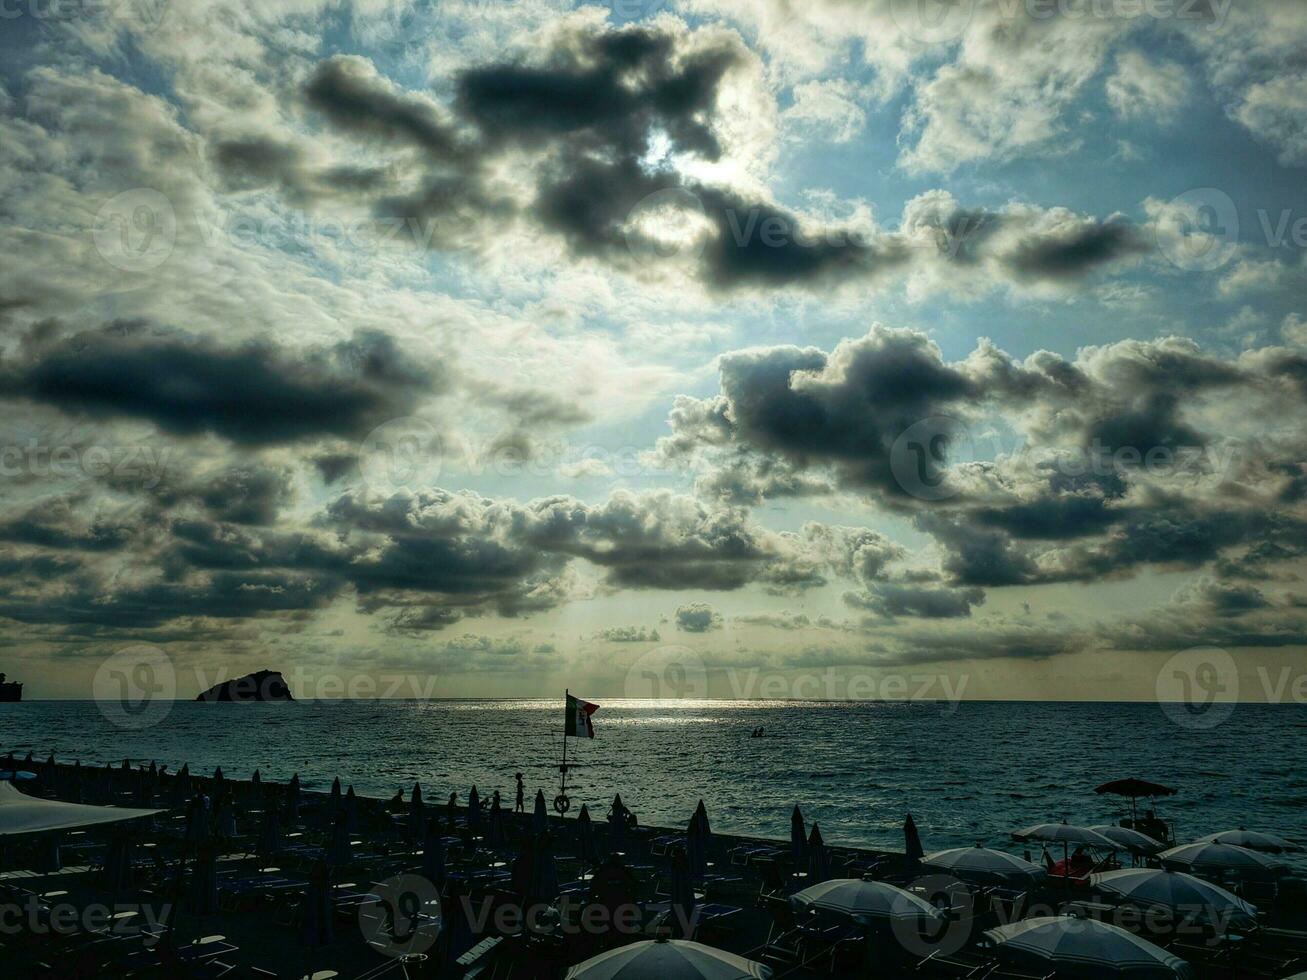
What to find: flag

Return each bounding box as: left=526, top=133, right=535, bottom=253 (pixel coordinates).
left=565, top=692, right=599, bottom=739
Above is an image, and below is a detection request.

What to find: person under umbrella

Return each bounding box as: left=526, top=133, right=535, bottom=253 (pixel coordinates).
left=533, top=788, right=549, bottom=836
left=807, top=824, right=829, bottom=884
left=422, top=818, right=447, bottom=892
left=409, top=782, right=425, bottom=841
left=790, top=805, right=807, bottom=868
left=486, top=793, right=508, bottom=850
left=576, top=803, right=598, bottom=867
left=327, top=811, right=352, bottom=869
left=904, top=813, right=925, bottom=865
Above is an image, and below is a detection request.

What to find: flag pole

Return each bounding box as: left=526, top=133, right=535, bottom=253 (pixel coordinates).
left=559, top=689, right=570, bottom=808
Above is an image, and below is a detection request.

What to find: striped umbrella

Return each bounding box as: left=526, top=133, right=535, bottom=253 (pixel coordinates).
left=1089, top=825, right=1167, bottom=855
left=1089, top=868, right=1257, bottom=930
left=1159, top=842, right=1286, bottom=879
left=564, top=939, right=771, bottom=980
left=1193, top=829, right=1302, bottom=854
left=924, top=847, right=1046, bottom=885
left=986, top=916, right=1191, bottom=978
left=791, top=878, right=945, bottom=924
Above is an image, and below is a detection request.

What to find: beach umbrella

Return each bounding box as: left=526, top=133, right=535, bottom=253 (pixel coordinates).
left=256, top=803, right=282, bottom=860
left=791, top=878, right=945, bottom=924
left=1159, top=841, right=1285, bottom=879
left=327, top=777, right=342, bottom=824
left=298, top=861, right=334, bottom=949
left=533, top=789, right=548, bottom=835
left=1095, top=779, right=1177, bottom=824
left=686, top=811, right=707, bottom=879
left=134, top=771, right=154, bottom=808
left=576, top=803, right=598, bottom=866
left=186, top=845, right=219, bottom=916
left=533, top=831, right=559, bottom=901
left=790, top=806, right=806, bottom=867
left=924, top=847, right=1046, bottom=885
left=285, top=773, right=301, bottom=823
left=608, top=794, right=628, bottom=855
left=184, top=795, right=210, bottom=846
left=409, top=782, right=424, bottom=839
left=422, top=818, right=447, bottom=889
left=904, top=813, right=925, bottom=864
left=344, top=785, right=359, bottom=834
left=212, top=766, right=224, bottom=790
left=101, top=829, right=134, bottom=894
left=669, top=852, right=696, bottom=939
left=1090, top=868, right=1257, bottom=930
left=807, top=824, right=829, bottom=884
left=986, top=916, right=1192, bottom=979
left=486, top=794, right=507, bottom=850
left=66, top=760, right=84, bottom=804
left=467, top=786, right=482, bottom=837
left=251, top=769, right=261, bottom=796
left=1089, top=825, right=1167, bottom=855
left=563, top=938, right=771, bottom=980
left=38, top=833, right=62, bottom=872
left=1193, top=829, right=1302, bottom=854
left=446, top=791, right=458, bottom=833
left=172, top=764, right=191, bottom=808
left=214, top=790, right=236, bottom=839
left=1013, top=823, right=1116, bottom=849
left=327, top=811, right=352, bottom=868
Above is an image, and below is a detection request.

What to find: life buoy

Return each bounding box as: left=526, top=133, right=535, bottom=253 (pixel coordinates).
left=553, top=793, right=571, bottom=814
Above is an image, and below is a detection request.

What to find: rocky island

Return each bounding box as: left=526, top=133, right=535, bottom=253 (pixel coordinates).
left=195, top=669, right=294, bottom=702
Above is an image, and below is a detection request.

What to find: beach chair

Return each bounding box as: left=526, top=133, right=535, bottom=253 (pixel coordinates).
left=915, top=947, right=992, bottom=977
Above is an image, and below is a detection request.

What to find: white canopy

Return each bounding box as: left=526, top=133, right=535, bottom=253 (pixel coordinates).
left=791, top=878, right=946, bottom=923
left=1159, top=841, right=1286, bottom=877
left=986, top=916, right=1192, bottom=979
left=923, top=847, right=1047, bottom=884
left=1012, top=823, right=1116, bottom=849
left=0, top=781, right=161, bottom=837
left=1089, top=868, right=1257, bottom=928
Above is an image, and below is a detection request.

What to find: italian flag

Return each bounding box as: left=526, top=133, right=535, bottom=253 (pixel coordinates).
left=565, top=692, right=599, bottom=739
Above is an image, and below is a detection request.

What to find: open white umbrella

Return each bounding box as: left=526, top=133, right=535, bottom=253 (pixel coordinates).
left=1193, top=829, right=1302, bottom=854
left=988, top=919, right=1197, bottom=977
left=1012, top=823, right=1116, bottom=849
left=791, top=878, right=946, bottom=923
left=1159, top=842, right=1286, bottom=878
left=565, top=938, right=771, bottom=980
left=1089, top=868, right=1257, bottom=929
left=923, top=847, right=1047, bottom=885
left=1089, top=826, right=1167, bottom=855
left=987, top=916, right=1192, bottom=978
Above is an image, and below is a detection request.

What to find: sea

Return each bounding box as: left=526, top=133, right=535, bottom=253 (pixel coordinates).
left=3, top=700, right=1304, bottom=854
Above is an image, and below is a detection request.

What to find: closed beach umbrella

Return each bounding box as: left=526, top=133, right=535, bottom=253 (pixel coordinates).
left=256, top=804, right=282, bottom=860
left=693, top=800, right=710, bottom=839
left=409, top=782, right=424, bottom=839
left=1159, top=841, right=1285, bottom=879
left=446, top=791, right=458, bottom=833
left=577, top=803, right=598, bottom=865
left=327, top=777, right=342, bottom=823
left=533, top=789, right=548, bottom=835
left=467, top=786, right=482, bottom=837
left=686, top=811, right=707, bottom=878
left=986, top=916, right=1192, bottom=978
left=608, top=794, right=628, bottom=855
left=533, top=831, right=559, bottom=900
left=187, top=846, right=219, bottom=916
left=298, top=862, right=334, bottom=949
left=344, top=785, right=359, bottom=834
left=327, top=812, right=352, bottom=868
left=669, top=853, right=696, bottom=939
left=1193, top=829, right=1302, bottom=854
left=184, top=795, right=210, bottom=845
left=807, top=824, right=829, bottom=884
left=790, top=806, right=806, bottom=867
left=924, top=847, right=1046, bottom=885
left=285, top=773, right=301, bottom=823
left=791, top=878, right=945, bottom=924
left=251, top=769, right=261, bottom=798
left=214, top=790, right=237, bottom=839
left=564, top=938, right=771, bottom=980
left=1089, top=868, right=1257, bottom=929
left=422, top=819, right=447, bottom=889
left=173, top=763, right=191, bottom=808
left=66, top=760, right=84, bottom=804
left=1089, top=825, right=1166, bottom=855
left=134, top=771, right=154, bottom=808
left=102, top=829, right=134, bottom=894
left=213, top=766, right=224, bottom=790
left=904, top=813, right=925, bottom=864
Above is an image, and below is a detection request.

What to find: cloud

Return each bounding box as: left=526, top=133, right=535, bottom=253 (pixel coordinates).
left=675, top=602, right=723, bottom=632
left=597, top=625, right=661, bottom=642
left=1106, top=52, right=1192, bottom=123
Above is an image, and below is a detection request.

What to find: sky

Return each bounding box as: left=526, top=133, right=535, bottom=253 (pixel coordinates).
left=1, top=0, right=1305, bottom=701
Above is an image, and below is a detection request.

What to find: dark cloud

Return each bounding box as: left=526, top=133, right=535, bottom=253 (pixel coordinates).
left=0, top=322, right=442, bottom=447
left=845, top=582, right=986, bottom=619
left=675, top=602, right=722, bottom=632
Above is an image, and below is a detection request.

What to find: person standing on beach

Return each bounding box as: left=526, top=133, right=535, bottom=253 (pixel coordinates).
left=514, top=773, right=525, bottom=813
